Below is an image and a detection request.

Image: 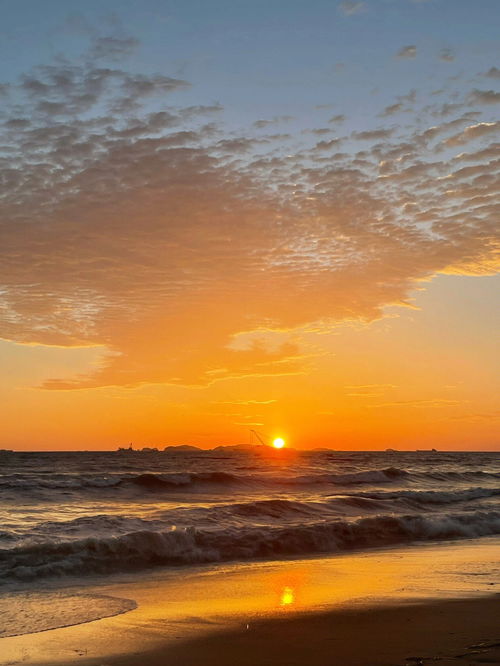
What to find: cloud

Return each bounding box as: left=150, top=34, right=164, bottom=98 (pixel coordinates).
left=452, top=142, right=500, bottom=163
left=252, top=116, right=293, bottom=129
left=89, top=36, right=140, bottom=61
left=352, top=128, right=394, bottom=140
left=396, top=45, right=417, bottom=59
left=329, top=114, right=345, bottom=124
left=377, top=91, right=416, bottom=119
left=406, top=113, right=477, bottom=143
left=468, top=89, right=500, bottom=105
left=482, top=66, right=500, bottom=79
left=371, top=399, right=463, bottom=408
left=442, top=121, right=500, bottom=147
left=346, top=384, right=397, bottom=397
left=379, top=103, right=403, bottom=117
left=307, top=128, right=334, bottom=136
left=11, top=63, right=190, bottom=118
left=111, top=73, right=190, bottom=111
left=401, top=90, right=417, bottom=103
left=431, top=102, right=466, bottom=117
left=346, top=384, right=397, bottom=390
left=338, top=1, right=366, bottom=15
left=448, top=411, right=500, bottom=422
left=439, top=48, right=455, bottom=62
left=0, top=43, right=498, bottom=390
left=311, top=138, right=342, bottom=151
left=213, top=399, right=277, bottom=406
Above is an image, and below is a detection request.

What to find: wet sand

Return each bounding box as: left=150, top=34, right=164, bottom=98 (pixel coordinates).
left=89, top=596, right=500, bottom=666
left=1, top=538, right=499, bottom=666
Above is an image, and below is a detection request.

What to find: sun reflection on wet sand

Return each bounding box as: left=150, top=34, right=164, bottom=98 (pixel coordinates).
left=280, top=586, right=295, bottom=607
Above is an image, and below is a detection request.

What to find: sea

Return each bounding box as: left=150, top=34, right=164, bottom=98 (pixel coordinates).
left=1, top=449, right=499, bottom=588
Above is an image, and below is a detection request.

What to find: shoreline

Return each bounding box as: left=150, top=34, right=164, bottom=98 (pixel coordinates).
left=1, top=537, right=499, bottom=665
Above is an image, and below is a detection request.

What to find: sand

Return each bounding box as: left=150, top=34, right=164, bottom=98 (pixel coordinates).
left=1, top=538, right=499, bottom=666
left=90, top=596, right=500, bottom=666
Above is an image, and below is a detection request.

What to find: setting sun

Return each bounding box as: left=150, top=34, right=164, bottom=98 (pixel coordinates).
left=273, top=437, right=285, bottom=449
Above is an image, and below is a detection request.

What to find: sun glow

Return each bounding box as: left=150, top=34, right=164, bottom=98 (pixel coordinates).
left=272, top=437, right=285, bottom=449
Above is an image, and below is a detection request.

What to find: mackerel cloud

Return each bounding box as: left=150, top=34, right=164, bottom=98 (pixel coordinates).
left=0, top=41, right=499, bottom=388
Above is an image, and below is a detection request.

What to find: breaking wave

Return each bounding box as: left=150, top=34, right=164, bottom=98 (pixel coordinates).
left=2, top=510, right=499, bottom=581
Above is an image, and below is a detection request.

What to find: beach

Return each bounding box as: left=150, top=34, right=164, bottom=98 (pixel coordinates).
left=1, top=450, right=499, bottom=665
left=1, top=538, right=499, bottom=666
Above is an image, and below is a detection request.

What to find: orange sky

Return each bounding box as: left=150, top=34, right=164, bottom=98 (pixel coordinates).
left=0, top=3, right=499, bottom=451
left=1, top=273, right=498, bottom=451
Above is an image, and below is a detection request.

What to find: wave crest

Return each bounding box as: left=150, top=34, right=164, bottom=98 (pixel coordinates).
left=2, top=510, right=499, bottom=581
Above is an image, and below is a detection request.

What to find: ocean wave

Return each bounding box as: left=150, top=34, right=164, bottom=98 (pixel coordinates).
left=120, top=468, right=411, bottom=491
left=0, top=474, right=122, bottom=490
left=1, top=467, right=499, bottom=495
left=5, top=489, right=498, bottom=548
left=129, top=471, right=240, bottom=489
left=345, top=487, right=500, bottom=505
left=115, top=467, right=500, bottom=492
left=2, top=498, right=362, bottom=544
left=2, top=510, right=499, bottom=581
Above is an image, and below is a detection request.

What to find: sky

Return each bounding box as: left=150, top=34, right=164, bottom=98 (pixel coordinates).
left=0, top=0, right=499, bottom=451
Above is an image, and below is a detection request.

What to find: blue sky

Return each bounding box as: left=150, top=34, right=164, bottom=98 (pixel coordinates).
left=1, top=0, right=499, bottom=131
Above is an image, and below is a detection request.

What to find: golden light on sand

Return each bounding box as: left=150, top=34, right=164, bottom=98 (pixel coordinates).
left=272, top=437, right=285, bottom=449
